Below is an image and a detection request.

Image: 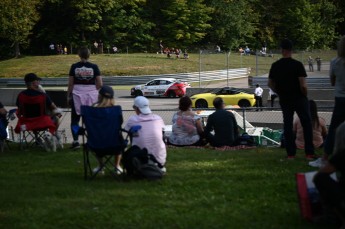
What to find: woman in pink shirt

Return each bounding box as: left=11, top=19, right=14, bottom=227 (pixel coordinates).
left=293, top=100, right=327, bottom=149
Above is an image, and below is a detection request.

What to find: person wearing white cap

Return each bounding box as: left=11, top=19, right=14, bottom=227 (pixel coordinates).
left=124, top=96, right=167, bottom=171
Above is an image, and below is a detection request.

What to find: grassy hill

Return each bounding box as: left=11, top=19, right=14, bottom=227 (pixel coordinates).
left=0, top=51, right=336, bottom=78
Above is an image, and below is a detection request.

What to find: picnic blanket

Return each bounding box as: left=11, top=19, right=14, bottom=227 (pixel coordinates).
left=167, top=144, right=256, bottom=151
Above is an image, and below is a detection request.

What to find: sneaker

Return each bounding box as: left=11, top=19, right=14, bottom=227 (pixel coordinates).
left=161, top=167, right=167, bottom=174
left=115, top=166, right=123, bottom=175
left=309, top=158, right=326, bottom=168
left=92, top=167, right=104, bottom=175
left=70, top=142, right=80, bottom=150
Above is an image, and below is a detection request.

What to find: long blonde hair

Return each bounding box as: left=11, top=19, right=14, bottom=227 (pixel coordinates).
left=96, top=95, right=115, bottom=107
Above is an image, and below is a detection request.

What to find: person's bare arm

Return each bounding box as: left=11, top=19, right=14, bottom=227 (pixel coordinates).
left=196, top=119, right=204, bottom=135
left=268, top=79, right=276, bottom=93
left=0, top=107, right=7, bottom=116
left=67, top=75, right=74, bottom=103
left=298, top=77, right=308, bottom=97
left=95, top=75, right=103, bottom=90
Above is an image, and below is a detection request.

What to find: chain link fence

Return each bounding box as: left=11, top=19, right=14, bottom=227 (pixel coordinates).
left=6, top=106, right=334, bottom=146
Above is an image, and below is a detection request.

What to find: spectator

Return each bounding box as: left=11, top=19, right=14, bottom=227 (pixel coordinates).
left=124, top=96, right=166, bottom=172
left=254, top=84, right=263, bottom=111
left=239, top=47, right=244, bottom=55
left=244, top=46, right=251, bottom=55
left=168, top=96, right=205, bottom=146
left=215, top=45, right=221, bottom=53
left=67, top=47, right=103, bottom=150
left=268, top=39, right=315, bottom=159
left=15, top=73, right=62, bottom=150
left=92, top=85, right=123, bottom=174
left=204, top=98, right=239, bottom=147
left=308, top=56, right=314, bottom=72
left=293, top=100, right=327, bottom=149
left=315, top=56, right=322, bottom=71
left=313, top=121, right=345, bottom=228
left=269, top=88, right=277, bottom=108
left=0, top=101, right=8, bottom=140
left=311, top=36, right=345, bottom=167
left=0, top=101, right=7, bottom=120
left=183, top=50, right=189, bottom=59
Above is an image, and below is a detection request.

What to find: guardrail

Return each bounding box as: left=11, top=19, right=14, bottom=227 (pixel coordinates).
left=0, top=68, right=250, bottom=87
left=248, top=76, right=332, bottom=88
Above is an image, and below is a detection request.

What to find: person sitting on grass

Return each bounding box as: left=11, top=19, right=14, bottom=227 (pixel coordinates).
left=293, top=100, right=327, bottom=150
left=204, top=98, right=239, bottom=147
left=92, top=85, right=123, bottom=174
left=167, top=96, right=206, bottom=147
left=313, top=121, right=345, bottom=228
left=124, top=96, right=167, bottom=173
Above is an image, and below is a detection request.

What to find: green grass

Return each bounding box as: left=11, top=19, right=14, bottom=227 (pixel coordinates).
left=0, top=51, right=336, bottom=78
left=0, top=145, right=331, bottom=229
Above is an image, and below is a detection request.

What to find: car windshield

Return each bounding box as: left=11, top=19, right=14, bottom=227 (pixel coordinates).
left=211, top=87, right=244, bottom=95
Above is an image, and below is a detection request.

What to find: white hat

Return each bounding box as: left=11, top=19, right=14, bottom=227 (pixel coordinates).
left=134, top=96, right=152, bottom=114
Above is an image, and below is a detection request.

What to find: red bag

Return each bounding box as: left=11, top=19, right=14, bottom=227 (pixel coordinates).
left=296, top=171, right=323, bottom=221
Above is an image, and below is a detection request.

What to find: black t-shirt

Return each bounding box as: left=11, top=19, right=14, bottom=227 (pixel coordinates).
left=268, top=57, right=307, bottom=102
left=69, top=61, right=100, bottom=85
left=0, top=102, right=5, bottom=120
left=205, top=109, right=239, bottom=146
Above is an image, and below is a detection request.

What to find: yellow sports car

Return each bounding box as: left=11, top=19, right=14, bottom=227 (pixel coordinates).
left=190, top=87, right=256, bottom=108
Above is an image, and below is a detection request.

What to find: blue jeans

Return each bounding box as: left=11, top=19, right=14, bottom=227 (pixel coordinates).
left=324, top=97, right=345, bottom=156
left=280, top=97, right=314, bottom=156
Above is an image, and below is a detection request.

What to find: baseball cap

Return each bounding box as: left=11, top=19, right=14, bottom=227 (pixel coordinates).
left=24, top=73, right=42, bottom=83
left=99, top=85, right=114, bottom=98
left=280, top=39, right=293, bottom=50
left=134, top=96, right=152, bottom=114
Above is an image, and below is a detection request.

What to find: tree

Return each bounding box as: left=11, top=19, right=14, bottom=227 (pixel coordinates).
left=0, top=0, right=40, bottom=57
left=283, top=0, right=340, bottom=49
left=159, top=0, right=213, bottom=49
left=205, top=0, right=257, bottom=50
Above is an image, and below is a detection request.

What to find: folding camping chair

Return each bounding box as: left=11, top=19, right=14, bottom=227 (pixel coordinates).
left=0, top=109, right=16, bottom=152
left=14, top=92, right=57, bottom=151
left=80, top=105, right=129, bottom=180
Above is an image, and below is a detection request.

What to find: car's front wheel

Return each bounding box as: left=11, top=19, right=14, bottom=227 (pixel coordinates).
left=195, top=99, right=208, bottom=108
left=134, top=90, right=143, bottom=97
left=238, top=99, right=250, bottom=107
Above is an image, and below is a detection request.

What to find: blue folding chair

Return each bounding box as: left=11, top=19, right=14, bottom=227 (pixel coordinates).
left=80, top=105, right=129, bottom=180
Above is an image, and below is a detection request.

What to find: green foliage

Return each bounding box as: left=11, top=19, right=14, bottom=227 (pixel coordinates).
left=0, top=0, right=40, bottom=57
left=0, top=145, right=329, bottom=228
left=160, top=0, right=213, bottom=49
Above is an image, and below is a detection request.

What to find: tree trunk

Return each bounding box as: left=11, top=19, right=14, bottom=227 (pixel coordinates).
left=15, top=42, right=21, bottom=58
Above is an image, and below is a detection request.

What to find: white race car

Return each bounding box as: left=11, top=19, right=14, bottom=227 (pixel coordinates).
left=130, top=78, right=190, bottom=97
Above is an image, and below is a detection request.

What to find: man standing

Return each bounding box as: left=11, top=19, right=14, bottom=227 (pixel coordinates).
left=204, top=98, right=239, bottom=147
left=268, top=39, right=315, bottom=159
left=254, top=84, right=263, bottom=111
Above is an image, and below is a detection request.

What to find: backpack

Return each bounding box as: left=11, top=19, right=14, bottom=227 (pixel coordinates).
left=123, top=145, right=163, bottom=180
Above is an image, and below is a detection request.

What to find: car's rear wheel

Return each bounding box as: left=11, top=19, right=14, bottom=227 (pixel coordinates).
left=168, top=90, right=176, bottom=98
left=135, top=90, right=143, bottom=97
left=238, top=99, right=250, bottom=107
left=195, top=99, right=208, bottom=108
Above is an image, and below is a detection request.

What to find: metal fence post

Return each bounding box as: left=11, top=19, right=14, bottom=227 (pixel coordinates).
left=242, top=107, right=246, bottom=132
